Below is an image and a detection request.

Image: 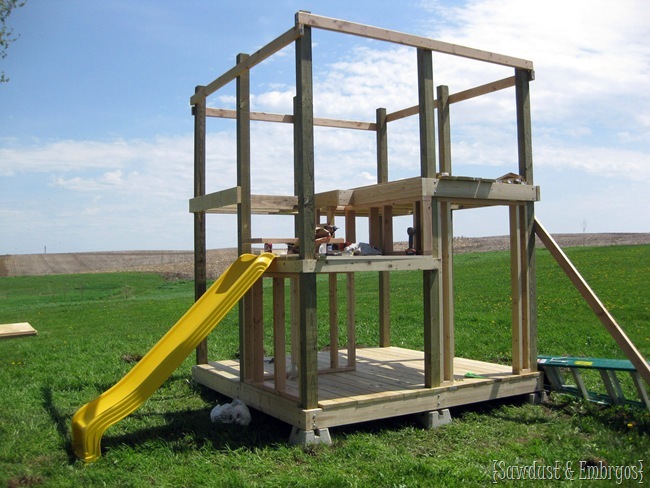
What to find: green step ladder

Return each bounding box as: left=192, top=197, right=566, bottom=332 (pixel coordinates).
left=537, top=356, right=650, bottom=410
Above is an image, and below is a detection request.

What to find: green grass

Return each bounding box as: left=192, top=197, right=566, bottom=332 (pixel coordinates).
left=1, top=246, right=648, bottom=487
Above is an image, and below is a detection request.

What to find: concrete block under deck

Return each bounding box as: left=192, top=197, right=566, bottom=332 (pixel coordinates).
left=193, top=346, right=543, bottom=435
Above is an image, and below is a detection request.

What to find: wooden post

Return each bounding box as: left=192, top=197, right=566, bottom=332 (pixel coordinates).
left=273, top=277, right=287, bottom=391
left=440, top=203, right=454, bottom=381
left=423, top=269, right=442, bottom=387
left=369, top=208, right=381, bottom=248
left=329, top=274, right=339, bottom=368
left=418, top=49, right=442, bottom=386
left=515, top=69, right=534, bottom=184
left=437, top=85, right=451, bottom=175
left=299, top=273, right=318, bottom=409
left=437, top=84, right=454, bottom=381
left=521, top=209, right=532, bottom=371
left=295, top=33, right=315, bottom=261
left=376, top=107, right=391, bottom=347
left=237, top=53, right=252, bottom=255
left=193, top=85, right=208, bottom=365
left=346, top=273, right=356, bottom=368
left=417, top=48, right=436, bottom=178
left=252, top=279, right=264, bottom=383
left=237, top=53, right=254, bottom=382
left=290, top=277, right=300, bottom=379
left=376, top=107, right=388, bottom=182
left=295, top=24, right=318, bottom=409
left=509, top=205, right=524, bottom=374
left=416, top=48, right=436, bottom=256
left=515, top=68, right=536, bottom=372
left=293, top=97, right=300, bottom=242
left=345, top=209, right=356, bottom=244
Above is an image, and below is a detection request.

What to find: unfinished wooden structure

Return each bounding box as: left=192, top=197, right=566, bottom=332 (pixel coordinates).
left=190, top=12, right=544, bottom=443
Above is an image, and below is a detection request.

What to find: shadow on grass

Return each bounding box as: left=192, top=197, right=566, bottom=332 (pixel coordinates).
left=450, top=392, right=650, bottom=438
left=42, top=377, right=291, bottom=464
left=543, top=393, right=650, bottom=437
left=100, top=403, right=291, bottom=457
left=41, top=386, right=79, bottom=464
left=46, top=377, right=649, bottom=464
left=339, top=393, right=649, bottom=441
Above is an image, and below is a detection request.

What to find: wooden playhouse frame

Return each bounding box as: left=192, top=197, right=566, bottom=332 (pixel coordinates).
left=189, top=12, right=544, bottom=443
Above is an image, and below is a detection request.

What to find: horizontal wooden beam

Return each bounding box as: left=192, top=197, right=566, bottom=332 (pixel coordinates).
left=386, top=76, right=517, bottom=123
left=198, top=190, right=357, bottom=215
left=386, top=104, right=422, bottom=123
left=251, top=195, right=298, bottom=213
left=191, top=190, right=298, bottom=215
left=190, top=25, right=302, bottom=105
left=206, top=108, right=292, bottom=124
left=297, top=12, right=533, bottom=70
left=432, top=178, right=539, bottom=201
left=314, top=117, right=376, bottom=131
left=315, top=189, right=354, bottom=208
left=448, top=76, right=516, bottom=104
left=189, top=187, right=240, bottom=213
left=248, top=237, right=345, bottom=246
left=194, top=178, right=538, bottom=215
left=205, top=107, right=376, bottom=131
left=268, top=255, right=441, bottom=274
left=350, top=177, right=434, bottom=208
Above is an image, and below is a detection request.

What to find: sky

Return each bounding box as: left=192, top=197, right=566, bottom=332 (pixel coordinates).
left=1, top=0, right=649, bottom=255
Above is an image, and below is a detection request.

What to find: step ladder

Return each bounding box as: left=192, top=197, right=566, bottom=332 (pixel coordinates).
left=537, top=355, right=650, bottom=411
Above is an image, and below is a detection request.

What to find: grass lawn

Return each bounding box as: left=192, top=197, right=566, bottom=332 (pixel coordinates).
left=0, top=245, right=648, bottom=487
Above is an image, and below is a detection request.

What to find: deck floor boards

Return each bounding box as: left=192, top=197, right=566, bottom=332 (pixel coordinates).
left=194, top=346, right=542, bottom=429
left=202, top=347, right=530, bottom=405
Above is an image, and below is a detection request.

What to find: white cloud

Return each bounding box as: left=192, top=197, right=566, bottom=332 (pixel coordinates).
left=315, top=46, right=419, bottom=118
left=0, top=139, right=130, bottom=176
left=421, top=0, right=650, bottom=127
left=3, top=0, right=649, bottom=253
left=537, top=144, right=650, bottom=181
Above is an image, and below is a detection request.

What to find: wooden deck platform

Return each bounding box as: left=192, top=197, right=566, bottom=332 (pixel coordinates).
left=193, top=346, right=543, bottom=432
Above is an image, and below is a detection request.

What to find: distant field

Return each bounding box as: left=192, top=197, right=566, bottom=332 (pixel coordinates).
left=2, top=233, right=648, bottom=278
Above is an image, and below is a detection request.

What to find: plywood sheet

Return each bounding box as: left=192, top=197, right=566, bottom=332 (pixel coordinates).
left=0, top=322, right=37, bottom=339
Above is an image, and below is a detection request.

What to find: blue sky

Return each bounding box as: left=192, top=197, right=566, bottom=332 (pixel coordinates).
left=1, top=0, right=649, bottom=254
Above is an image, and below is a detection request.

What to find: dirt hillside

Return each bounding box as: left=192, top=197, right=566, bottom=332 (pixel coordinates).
left=1, top=233, right=648, bottom=279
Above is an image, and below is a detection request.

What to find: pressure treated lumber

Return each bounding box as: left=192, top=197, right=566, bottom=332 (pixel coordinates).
left=193, top=347, right=542, bottom=431
left=386, top=77, right=516, bottom=123
left=189, top=11, right=553, bottom=442
left=534, top=218, right=650, bottom=386
left=193, top=86, right=208, bottom=364
left=296, top=12, right=533, bottom=70
left=190, top=26, right=301, bottom=104
left=205, top=107, right=376, bottom=131
left=0, top=322, right=37, bottom=339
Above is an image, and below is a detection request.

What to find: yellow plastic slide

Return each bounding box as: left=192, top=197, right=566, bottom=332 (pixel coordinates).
left=71, top=253, right=274, bottom=462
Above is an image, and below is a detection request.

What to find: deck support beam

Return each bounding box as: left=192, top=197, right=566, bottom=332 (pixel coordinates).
left=514, top=68, right=536, bottom=374
left=193, top=86, right=208, bottom=365
left=295, top=26, right=319, bottom=409
left=437, top=84, right=454, bottom=382
left=237, top=53, right=254, bottom=382
left=377, top=107, right=391, bottom=347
